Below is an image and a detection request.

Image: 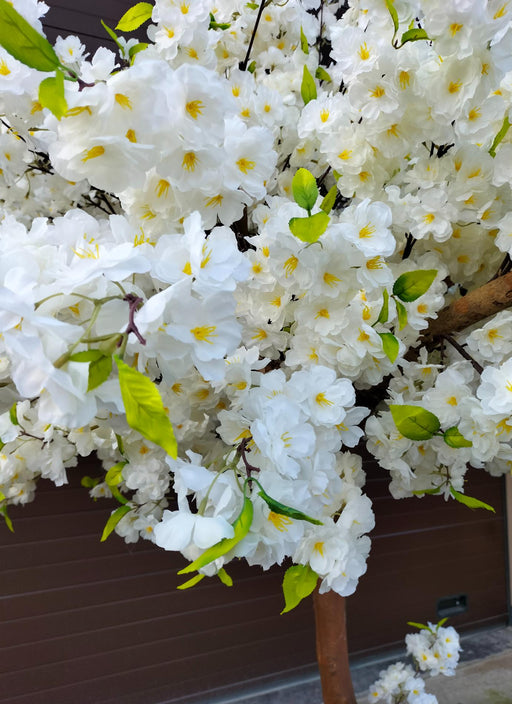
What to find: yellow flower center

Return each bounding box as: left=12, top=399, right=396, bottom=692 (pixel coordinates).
left=186, top=99, right=205, bottom=119
left=182, top=151, right=198, bottom=172
left=237, top=157, right=255, bottom=174
left=190, top=325, right=217, bottom=343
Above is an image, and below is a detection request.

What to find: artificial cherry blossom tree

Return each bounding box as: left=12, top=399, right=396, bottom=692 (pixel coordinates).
left=1, top=0, right=511, bottom=702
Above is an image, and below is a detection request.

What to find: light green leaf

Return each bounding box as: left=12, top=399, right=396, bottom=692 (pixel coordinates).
left=400, top=28, right=430, bottom=45
left=257, top=484, right=322, bottom=525
left=443, top=427, right=472, bottom=448
left=384, top=0, right=399, bottom=34
left=389, top=404, right=440, bottom=441
left=289, top=211, right=330, bottom=243
left=378, top=332, right=399, bottom=364
left=114, top=356, right=177, bottom=459
left=300, top=26, right=309, bottom=54
left=412, top=487, right=441, bottom=495
left=393, top=269, right=437, bottom=302
left=178, top=497, right=253, bottom=575
left=69, top=350, right=105, bottom=363
left=246, top=1, right=258, bottom=8
left=177, top=573, right=205, bottom=590
left=437, top=617, right=449, bottom=628
left=88, top=354, right=113, bottom=391
left=315, top=66, right=332, bottom=83
left=105, top=461, right=127, bottom=487
left=281, top=564, right=318, bottom=614
left=376, top=289, right=389, bottom=325
left=217, top=567, right=233, bottom=587
left=395, top=299, right=408, bottom=330
left=101, top=20, right=123, bottom=52
left=292, top=168, right=318, bottom=212
left=489, top=115, right=511, bottom=158
left=38, top=69, right=67, bottom=120
left=320, top=184, right=337, bottom=214
left=247, top=60, right=256, bottom=74
left=450, top=487, right=495, bottom=513
left=0, top=0, right=60, bottom=72
left=9, top=403, right=18, bottom=426
left=301, top=64, right=317, bottom=105
left=128, top=42, right=148, bottom=62
left=81, top=476, right=102, bottom=489
left=116, top=2, right=153, bottom=31
left=1, top=504, right=14, bottom=533
left=407, top=621, right=430, bottom=631
left=100, top=504, right=132, bottom=542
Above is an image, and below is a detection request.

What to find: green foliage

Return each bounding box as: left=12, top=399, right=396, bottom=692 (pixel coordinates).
left=177, top=573, right=205, bottom=590
left=389, top=404, right=441, bottom=441
left=69, top=350, right=113, bottom=392
left=399, top=28, right=430, bottom=45
left=489, top=115, right=511, bottom=157
left=0, top=504, right=14, bottom=533
left=178, top=497, right=254, bottom=575
left=38, top=69, right=67, bottom=120
left=116, top=2, right=153, bottom=31
left=256, top=483, right=323, bottom=525
left=292, top=168, right=318, bottom=212
left=217, top=567, right=233, bottom=586
left=376, top=289, right=389, bottom=325
left=300, top=26, right=309, bottom=54
left=0, top=0, right=60, bottom=72
left=81, top=476, right=102, bottom=489
left=129, top=42, right=149, bottom=62
left=450, top=487, right=495, bottom=513
left=114, top=356, right=178, bottom=459
left=378, top=332, right=399, bottom=364
left=320, top=184, right=337, bottom=214
left=393, top=269, right=437, bottom=302
left=247, top=60, right=256, bottom=73
left=315, top=67, right=332, bottom=83
left=289, top=212, right=330, bottom=243
left=443, top=426, right=472, bottom=448
left=101, top=20, right=123, bottom=52
left=209, top=13, right=231, bottom=30
left=281, top=564, right=318, bottom=614
left=100, top=504, right=132, bottom=542
left=9, top=403, right=18, bottom=426
left=395, top=299, right=408, bottom=330
left=301, top=65, right=317, bottom=105
left=384, top=0, right=399, bottom=34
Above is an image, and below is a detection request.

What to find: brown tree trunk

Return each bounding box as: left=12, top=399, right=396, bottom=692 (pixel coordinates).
left=313, top=589, right=356, bottom=704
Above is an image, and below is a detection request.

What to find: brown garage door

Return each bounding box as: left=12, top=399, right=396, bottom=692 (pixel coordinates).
left=0, top=457, right=507, bottom=704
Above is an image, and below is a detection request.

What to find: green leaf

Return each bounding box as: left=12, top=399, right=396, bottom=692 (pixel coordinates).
left=407, top=621, right=430, bottom=631
left=105, top=461, right=126, bottom=487
left=257, top=485, right=322, bottom=525
left=289, top=212, right=330, bottom=243
left=38, top=69, right=67, bottom=120
left=128, top=42, right=148, bottom=62
left=114, top=356, right=177, bottom=459
left=395, top=299, right=408, bottom=330
left=389, top=404, right=441, bottom=441
left=384, top=0, right=399, bottom=34
left=246, top=1, right=259, bottom=8
left=400, top=28, right=430, bottom=45
left=115, top=433, right=125, bottom=457
left=393, top=270, right=437, bottom=302
left=247, top=60, right=256, bottom=73
left=69, top=350, right=104, bottom=363
left=320, top=184, right=337, bottom=214
left=292, top=168, right=318, bottom=212
left=81, top=476, right=102, bottom=489
left=88, top=354, right=113, bottom=391
left=178, top=497, right=254, bottom=575
left=437, top=617, right=449, bottom=628
left=300, top=26, right=309, bottom=54
left=281, top=564, right=318, bottom=614
left=301, top=64, right=317, bottom=105
left=101, top=20, right=123, bottom=52
left=443, top=426, right=472, bottom=448
left=1, top=504, right=14, bottom=533
left=412, top=487, right=441, bottom=495
left=116, top=2, right=153, bottom=31
left=209, top=14, right=231, bottom=30
left=450, top=487, right=495, bottom=513
left=378, top=332, right=399, bottom=364
left=9, top=403, right=18, bottom=426
left=315, top=66, right=332, bottom=83
left=177, top=573, right=205, bottom=590
left=376, top=289, right=389, bottom=325
left=217, top=567, right=233, bottom=587
left=489, top=115, right=511, bottom=158
left=0, top=0, right=60, bottom=72
left=100, top=504, right=132, bottom=542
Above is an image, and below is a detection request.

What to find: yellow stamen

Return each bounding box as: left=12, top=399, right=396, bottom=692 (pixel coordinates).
left=450, top=23, right=463, bottom=36
left=205, top=194, right=223, bottom=208
left=338, top=149, right=352, bottom=160
left=0, top=59, right=10, bottom=76
left=366, top=256, right=383, bottom=270
left=358, top=42, right=370, bottom=60
left=370, top=85, right=385, bottom=98
left=447, top=396, right=458, bottom=406
left=156, top=179, right=170, bottom=198
left=358, top=329, right=370, bottom=342
left=115, top=93, right=132, bottom=110
left=182, top=261, right=192, bottom=275
left=314, top=541, right=324, bottom=555
left=468, top=107, right=481, bottom=121
left=82, top=145, right=104, bottom=162
left=423, top=213, right=435, bottom=224
left=399, top=70, right=410, bottom=89
left=190, top=325, right=217, bottom=343
left=283, top=256, right=298, bottom=277
left=320, top=109, right=329, bottom=123
left=125, top=129, right=137, bottom=143
left=448, top=81, right=462, bottom=94
left=237, top=157, right=255, bottom=174
left=315, top=308, right=330, bottom=319
left=323, top=272, right=341, bottom=287
left=268, top=511, right=292, bottom=531
left=359, top=223, right=376, bottom=238
left=316, top=392, right=333, bottom=407
left=182, top=151, right=198, bottom=172
left=186, top=99, right=205, bottom=119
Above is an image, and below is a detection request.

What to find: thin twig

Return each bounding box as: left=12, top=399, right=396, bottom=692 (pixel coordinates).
left=443, top=335, right=484, bottom=374
left=240, top=0, right=267, bottom=71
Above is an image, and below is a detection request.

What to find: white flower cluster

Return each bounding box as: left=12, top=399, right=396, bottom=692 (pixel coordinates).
left=369, top=622, right=461, bottom=703
left=1, top=0, right=512, bottom=602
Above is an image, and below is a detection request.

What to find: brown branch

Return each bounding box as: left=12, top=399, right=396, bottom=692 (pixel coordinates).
left=424, top=271, right=512, bottom=338
left=313, top=589, right=356, bottom=704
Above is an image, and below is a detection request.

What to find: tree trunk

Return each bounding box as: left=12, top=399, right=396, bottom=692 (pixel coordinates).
left=313, top=589, right=357, bottom=704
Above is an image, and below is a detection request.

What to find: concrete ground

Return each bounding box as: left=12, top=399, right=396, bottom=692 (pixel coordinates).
left=221, top=626, right=512, bottom=704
